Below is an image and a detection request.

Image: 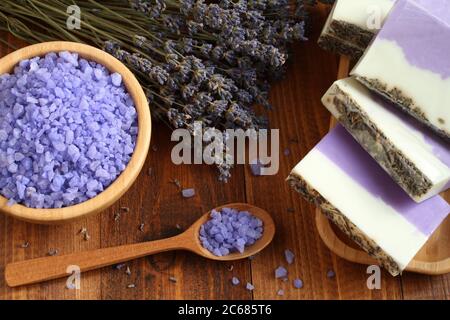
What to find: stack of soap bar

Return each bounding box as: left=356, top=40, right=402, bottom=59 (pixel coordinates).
left=322, top=77, right=450, bottom=202
left=352, top=0, right=450, bottom=139
left=287, top=125, right=449, bottom=276
left=318, top=0, right=394, bottom=59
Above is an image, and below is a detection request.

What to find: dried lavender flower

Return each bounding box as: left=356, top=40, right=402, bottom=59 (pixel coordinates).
left=48, top=248, right=59, bottom=256
left=20, top=241, right=30, bottom=248
left=231, top=277, right=240, bottom=286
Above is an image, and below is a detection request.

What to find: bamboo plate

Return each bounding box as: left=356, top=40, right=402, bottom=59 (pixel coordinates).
left=0, top=42, right=151, bottom=224
left=315, top=56, right=450, bottom=275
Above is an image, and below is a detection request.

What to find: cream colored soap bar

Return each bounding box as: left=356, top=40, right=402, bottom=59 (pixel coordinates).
left=352, top=0, right=450, bottom=139
left=318, top=0, right=394, bottom=59
left=288, top=125, right=449, bottom=276
left=322, top=77, right=450, bottom=202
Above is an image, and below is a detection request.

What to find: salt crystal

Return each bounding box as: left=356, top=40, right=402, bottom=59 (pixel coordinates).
left=293, top=278, right=303, bottom=289
left=275, top=266, right=288, bottom=279
left=327, top=269, right=336, bottom=278
left=277, top=289, right=284, bottom=296
left=284, top=249, right=295, bottom=265
left=249, top=160, right=263, bottom=176
left=111, top=73, right=122, bottom=86
left=231, top=277, right=240, bottom=285
left=246, top=282, right=254, bottom=291
left=181, top=188, right=195, bottom=198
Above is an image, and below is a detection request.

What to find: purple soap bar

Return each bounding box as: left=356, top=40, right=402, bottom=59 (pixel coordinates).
left=288, top=125, right=449, bottom=276
left=352, top=0, right=450, bottom=139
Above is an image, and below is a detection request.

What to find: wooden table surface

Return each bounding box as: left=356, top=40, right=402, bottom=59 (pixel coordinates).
left=0, top=5, right=448, bottom=300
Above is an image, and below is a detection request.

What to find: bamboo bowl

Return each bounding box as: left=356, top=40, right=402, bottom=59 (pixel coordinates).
left=0, top=42, right=151, bottom=224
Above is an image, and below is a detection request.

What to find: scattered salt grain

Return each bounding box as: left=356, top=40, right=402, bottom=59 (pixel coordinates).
left=277, top=289, right=284, bottom=296
left=249, top=160, right=263, bottom=176
left=127, top=284, right=136, bottom=289
left=231, top=277, right=240, bottom=286
left=275, top=266, right=288, bottom=279
left=125, top=266, right=131, bottom=276
left=114, top=212, right=121, bottom=221
left=139, top=223, right=145, bottom=232
left=0, top=51, right=137, bottom=209
left=115, top=263, right=126, bottom=270
left=176, top=224, right=182, bottom=230
left=293, top=278, right=303, bottom=289
left=327, top=269, right=336, bottom=278
left=199, top=207, right=264, bottom=256
left=284, top=249, right=295, bottom=265
left=181, top=188, right=195, bottom=198
left=228, top=265, right=234, bottom=272
left=246, top=282, right=254, bottom=291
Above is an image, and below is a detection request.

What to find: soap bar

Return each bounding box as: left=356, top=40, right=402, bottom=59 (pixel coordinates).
left=352, top=0, right=450, bottom=139
left=318, top=0, right=395, bottom=59
left=319, top=0, right=450, bottom=59
left=322, top=77, right=450, bottom=202
left=287, top=125, right=449, bottom=276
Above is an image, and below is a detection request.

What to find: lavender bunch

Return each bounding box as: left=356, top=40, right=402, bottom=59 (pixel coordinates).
left=0, top=0, right=309, bottom=181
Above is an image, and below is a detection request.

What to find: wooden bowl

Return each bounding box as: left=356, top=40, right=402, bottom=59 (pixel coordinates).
left=315, top=56, right=450, bottom=275
left=0, top=42, right=151, bottom=224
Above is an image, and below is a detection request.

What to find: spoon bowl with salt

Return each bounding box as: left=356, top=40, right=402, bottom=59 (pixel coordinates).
left=5, top=203, right=275, bottom=287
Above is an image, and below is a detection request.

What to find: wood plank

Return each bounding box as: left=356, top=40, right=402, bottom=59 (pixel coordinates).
left=247, top=5, right=403, bottom=300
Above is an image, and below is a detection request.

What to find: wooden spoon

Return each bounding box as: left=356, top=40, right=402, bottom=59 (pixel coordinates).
left=5, top=203, right=275, bottom=287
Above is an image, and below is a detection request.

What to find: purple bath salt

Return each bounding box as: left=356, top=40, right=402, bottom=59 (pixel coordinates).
left=199, top=207, right=264, bottom=256
left=284, top=249, right=295, bottom=265
left=327, top=269, right=336, bottom=278
left=0, top=51, right=137, bottom=208
left=181, top=188, right=195, bottom=198
left=293, top=278, right=303, bottom=289
left=231, top=277, right=240, bottom=286
left=246, top=282, right=255, bottom=291
left=275, top=266, right=288, bottom=279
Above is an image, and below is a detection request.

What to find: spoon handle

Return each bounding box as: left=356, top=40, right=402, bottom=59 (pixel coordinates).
left=5, top=234, right=188, bottom=287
